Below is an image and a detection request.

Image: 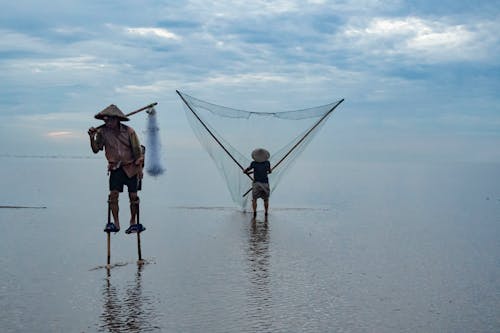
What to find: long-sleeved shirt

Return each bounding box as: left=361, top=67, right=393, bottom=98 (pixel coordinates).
left=93, top=124, right=143, bottom=177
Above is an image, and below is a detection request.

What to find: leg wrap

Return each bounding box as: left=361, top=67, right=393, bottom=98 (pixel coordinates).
left=129, top=196, right=140, bottom=205
left=129, top=194, right=140, bottom=209
left=108, top=192, right=119, bottom=212
left=108, top=191, right=120, bottom=227
left=129, top=195, right=140, bottom=224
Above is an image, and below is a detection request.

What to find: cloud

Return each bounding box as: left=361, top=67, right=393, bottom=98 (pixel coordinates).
left=183, top=0, right=301, bottom=17
left=338, top=16, right=499, bottom=63
left=12, top=112, right=90, bottom=125
left=46, top=131, right=75, bottom=138
left=115, top=80, right=177, bottom=94
left=13, top=55, right=104, bottom=72
left=0, top=29, right=50, bottom=54
left=126, top=27, right=181, bottom=40
left=206, top=73, right=289, bottom=84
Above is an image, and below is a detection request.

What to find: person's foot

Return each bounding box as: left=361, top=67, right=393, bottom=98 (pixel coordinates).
left=136, top=223, right=146, bottom=233
left=104, top=223, right=113, bottom=232
left=125, top=224, right=136, bottom=234
left=125, top=223, right=146, bottom=234
left=104, top=223, right=120, bottom=233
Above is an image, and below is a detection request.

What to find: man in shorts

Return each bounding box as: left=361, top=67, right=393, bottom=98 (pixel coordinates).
left=88, top=104, right=146, bottom=234
left=244, top=148, right=271, bottom=218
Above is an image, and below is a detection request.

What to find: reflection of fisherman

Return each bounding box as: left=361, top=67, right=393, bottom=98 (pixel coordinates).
left=88, top=104, right=146, bottom=234
left=100, top=265, right=158, bottom=332
left=244, top=148, right=271, bottom=218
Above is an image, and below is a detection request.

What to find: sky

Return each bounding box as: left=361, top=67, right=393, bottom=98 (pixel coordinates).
left=0, top=0, right=499, bottom=164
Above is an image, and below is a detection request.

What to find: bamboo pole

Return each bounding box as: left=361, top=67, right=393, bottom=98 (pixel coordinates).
left=272, top=99, right=343, bottom=171
left=107, top=233, right=111, bottom=268
left=106, top=201, right=111, bottom=268
left=137, top=233, right=142, bottom=263
left=176, top=90, right=254, bottom=182
left=96, top=102, right=158, bottom=130
left=136, top=202, right=143, bottom=263
left=126, top=102, right=158, bottom=117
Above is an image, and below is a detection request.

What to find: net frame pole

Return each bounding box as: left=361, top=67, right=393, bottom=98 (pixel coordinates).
left=272, top=99, right=344, bottom=171
left=242, top=98, right=344, bottom=197
left=176, top=90, right=254, bottom=181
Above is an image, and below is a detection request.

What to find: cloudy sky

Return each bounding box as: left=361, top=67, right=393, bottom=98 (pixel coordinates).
left=0, top=0, right=499, bottom=163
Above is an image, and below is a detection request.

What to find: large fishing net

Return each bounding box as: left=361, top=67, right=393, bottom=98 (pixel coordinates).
left=177, top=90, right=344, bottom=210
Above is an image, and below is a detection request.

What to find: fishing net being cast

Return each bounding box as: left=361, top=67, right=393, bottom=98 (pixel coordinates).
left=177, top=90, right=344, bottom=214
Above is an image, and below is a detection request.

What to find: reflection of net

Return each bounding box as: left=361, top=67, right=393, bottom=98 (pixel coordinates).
left=177, top=90, right=344, bottom=210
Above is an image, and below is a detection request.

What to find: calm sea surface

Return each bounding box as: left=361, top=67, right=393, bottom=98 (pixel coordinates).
left=0, top=157, right=499, bottom=332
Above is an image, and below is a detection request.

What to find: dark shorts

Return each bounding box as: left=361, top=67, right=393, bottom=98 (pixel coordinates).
left=109, top=167, right=139, bottom=193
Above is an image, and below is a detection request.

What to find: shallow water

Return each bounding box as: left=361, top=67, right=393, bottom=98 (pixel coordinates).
left=0, top=157, right=499, bottom=332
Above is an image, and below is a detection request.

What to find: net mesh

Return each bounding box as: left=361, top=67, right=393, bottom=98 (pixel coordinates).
left=144, top=108, right=165, bottom=177
left=177, top=91, right=343, bottom=210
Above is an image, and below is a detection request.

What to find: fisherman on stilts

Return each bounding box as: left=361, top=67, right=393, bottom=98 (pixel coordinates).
left=88, top=104, right=146, bottom=234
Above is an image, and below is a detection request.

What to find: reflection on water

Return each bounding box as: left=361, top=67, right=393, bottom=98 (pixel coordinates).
left=245, top=217, right=273, bottom=332
left=99, top=264, right=161, bottom=332
left=100, top=269, right=120, bottom=332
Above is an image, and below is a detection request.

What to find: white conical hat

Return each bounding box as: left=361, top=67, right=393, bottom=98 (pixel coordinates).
left=251, top=148, right=270, bottom=162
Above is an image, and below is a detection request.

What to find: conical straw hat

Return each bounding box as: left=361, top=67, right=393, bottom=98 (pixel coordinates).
left=251, top=148, right=270, bottom=162
left=94, top=104, right=129, bottom=121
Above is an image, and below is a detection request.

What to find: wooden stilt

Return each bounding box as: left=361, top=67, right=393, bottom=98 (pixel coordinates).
left=137, top=232, right=142, bottom=262
left=136, top=202, right=143, bottom=264
left=107, top=232, right=111, bottom=268
left=106, top=199, right=111, bottom=268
